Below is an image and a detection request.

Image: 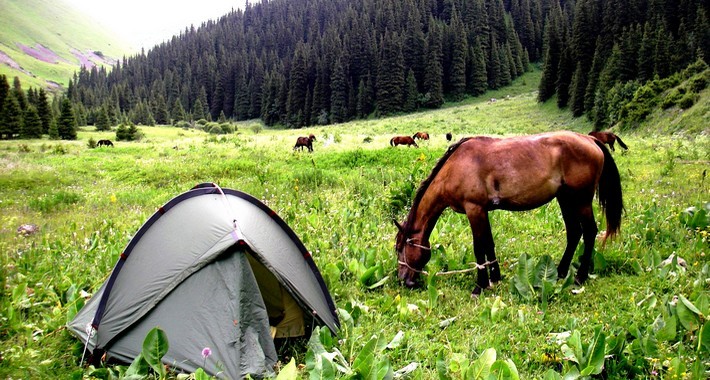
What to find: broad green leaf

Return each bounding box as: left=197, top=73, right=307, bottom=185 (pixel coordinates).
left=535, top=255, right=558, bottom=285
left=584, top=327, right=606, bottom=375
left=561, top=366, right=581, bottom=380
left=372, top=357, right=393, bottom=380
left=543, top=369, right=563, bottom=380
left=427, top=274, right=438, bottom=310
left=393, top=362, right=419, bottom=378
left=512, top=254, right=534, bottom=300
left=276, top=358, right=298, bottom=380
left=653, top=314, right=676, bottom=342
left=141, top=327, right=168, bottom=378
left=699, top=321, right=710, bottom=353
left=359, top=265, right=379, bottom=286
left=489, top=359, right=520, bottom=380
left=679, top=294, right=702, bottom=315
left=367, top=275, right=389, bottom=290
left=194, top=368, right=211, bottom=380
left=436, top=350, right=450, bottom=380
left=124, top=352, right=150, bottom=377
left=352, top=336, right=377, bottom=379
left=676, top=297, right=700, bottom=331
left=448, top=353, right=469, bottom=375
left=491, top=297, right=506, bottom=322
left=465, top=348, right=496, bottom=380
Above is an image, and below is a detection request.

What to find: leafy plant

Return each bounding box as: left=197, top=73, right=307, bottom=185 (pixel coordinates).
left=509, top=254, right=574, bottom=312
left=558, top=327, right=606, bottom=379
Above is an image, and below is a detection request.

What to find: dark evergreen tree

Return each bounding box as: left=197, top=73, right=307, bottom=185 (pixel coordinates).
left=192, top=98, right=206, bottom=121
left=0, top=93, right=22, bottom=139
left=487, top=36, right=502, bottom=89
left=423, top=22, right=444, bottom=108
left=48, top=118, right=59, bottom=140
left=57, top=98, right=77, bottom=140
left=95, top=106, right=111, bottom=131
left=538, top=2, right=563, bottom=102
left=152, top=93, right=170, bottom=124
left=36, top=88, right=52, bottom=134
left=467, top=36, right=488, bottom=96
left=376, top=30, right=405, bottom=115
left=0, top=75, right=9, bottom=117
left=12, top=76, right=27, bottom=111
left=287, top=44, right=309, bottom=127
left=20, top=105, right=42, bottom=139
left=330, top=57, right=348, bottom=124
left=448, top=8, right=468, bottom=101
left=171, top=98, right=186, bottom=124
left=403, top=69, right=419, bottom=112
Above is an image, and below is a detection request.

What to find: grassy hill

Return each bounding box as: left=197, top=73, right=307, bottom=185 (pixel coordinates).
left=0, top=0, right=133, bottom=91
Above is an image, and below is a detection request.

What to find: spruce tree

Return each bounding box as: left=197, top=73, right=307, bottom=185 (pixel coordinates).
left=12, top=76, right=27, bottom=111
left=36, top=88, right=52, bottom=134
left=171, top=98, right=186, bottom=124
left=403, top=69, right=419, bottom=112
left=467, top=37, right=488, bottom=96
left=95, top=106, right=111, bottom=131
left=0, top=74, right=9, bottom=117
left=20, top=105, right=42, bottom=139
left=448, top=8, right=468, bottom=101
left=57, top=98, right=77, bottom=140
left=48, top=119, right=59, bottom=140
left=330, top=57, right=347, bottom=124
left=375, top=30, right=405, bottom=115
left=0, top=93, right=22, bottom=139
left=422, top=23, right=444, bottom=109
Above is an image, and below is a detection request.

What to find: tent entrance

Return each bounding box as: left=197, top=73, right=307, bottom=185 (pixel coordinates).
left=245, top=251, right=305, bottom=339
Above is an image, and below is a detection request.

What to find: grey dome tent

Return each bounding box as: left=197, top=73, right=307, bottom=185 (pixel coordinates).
left=68, top=183, right=339, bottom=379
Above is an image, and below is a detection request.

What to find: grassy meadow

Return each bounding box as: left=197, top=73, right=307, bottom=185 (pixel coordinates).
left=1, top=71, right=708, bottom=379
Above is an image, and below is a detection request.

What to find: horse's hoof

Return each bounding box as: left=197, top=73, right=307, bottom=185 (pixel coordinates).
left=471, top=286, right=484, bottom=298
left=574, top=276, right=586, bottom=286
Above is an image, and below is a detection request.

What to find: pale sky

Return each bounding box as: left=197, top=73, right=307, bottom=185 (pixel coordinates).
left=64, top=0, right=247, bottom=51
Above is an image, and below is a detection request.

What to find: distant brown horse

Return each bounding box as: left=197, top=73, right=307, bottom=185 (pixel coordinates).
left=294, top=134, right=316, bottom=152
left=445, top=132, right=452, bottom=142
left=413, top=132, right=430, bottom=140
left=395, top=131, right=623, bottom=296
left=589, top=131, right=628, bottom=152
left=390, top=136, right=419, bottom=147
left=97, top=139, right=114, bottom=147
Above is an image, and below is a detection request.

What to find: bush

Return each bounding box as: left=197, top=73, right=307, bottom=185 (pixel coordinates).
left=688, top=75, right=708, bottom=93
left=87, top=137, right=97, bottom=149
left=220, top=123, right=235, bottom=133
left=207, top=124, right=224, bottom=135
left=196, top=119, right=208, bottom=126
left=251, top=124, right=263, bottom=134
left=175, top=121, right=191, bottom=129
left=677, top=93, right=696, bottom=109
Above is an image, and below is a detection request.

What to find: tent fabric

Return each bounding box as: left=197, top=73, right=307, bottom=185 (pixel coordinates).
left=68, top=184, right=339, bottom=379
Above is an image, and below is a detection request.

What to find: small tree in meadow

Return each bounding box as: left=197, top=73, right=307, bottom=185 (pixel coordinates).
left=20, top=105, right=43, bottom=139
left=57, top=98, right=77, bottom=140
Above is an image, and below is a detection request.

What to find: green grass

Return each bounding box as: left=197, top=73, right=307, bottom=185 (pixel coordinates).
left=0, top=0, right=133, bottom=89
left=0, top=71, right=708, bottom=379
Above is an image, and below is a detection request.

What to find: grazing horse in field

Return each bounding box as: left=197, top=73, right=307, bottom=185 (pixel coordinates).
left=588, top=131, right=628, bottom=152
left=390, top=136, right=419, bottom=147
left=294, top=134, right=316, bottom=152
left=394, top=131, right=623, bottom=296
left=97, top=139, right=114, bottom=147
left=413, top=132, right=430, bottom=140
left=446, top=132, right=453, bottom=142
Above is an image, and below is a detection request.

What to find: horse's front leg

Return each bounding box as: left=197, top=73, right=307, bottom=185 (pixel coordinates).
left=466, top=205, right=498, bottom=296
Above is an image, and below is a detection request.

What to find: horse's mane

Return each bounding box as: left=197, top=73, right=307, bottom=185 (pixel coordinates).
left=404, top=137, right=474, bottom=232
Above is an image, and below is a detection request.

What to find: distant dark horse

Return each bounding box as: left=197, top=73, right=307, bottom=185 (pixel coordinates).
left=97, top=139, right=114, bottom=147
left=413, top=132, right=430, bottom=140
left=445, top=132, right=453, bottom=142
left=589, top=131, right=628, bottom=152
left=395, top=131, right=623, bottom=296
left=390, top=136, right=419, bottom=147
left=294, top=134, right=316, bottom=152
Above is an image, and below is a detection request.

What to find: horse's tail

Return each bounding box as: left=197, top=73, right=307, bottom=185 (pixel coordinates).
left=614, top=135, right=628, bottom=150
left=390, top=137, right=395, bottom=146
left=594, top=140, right=623, bottom=242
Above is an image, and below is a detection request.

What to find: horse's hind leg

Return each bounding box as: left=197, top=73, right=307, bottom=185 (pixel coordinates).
left=556, top=199, right=584, bottom=280
left=466, top=206, right=498, bottom=296
left=575, top=204, right=598, bottom=284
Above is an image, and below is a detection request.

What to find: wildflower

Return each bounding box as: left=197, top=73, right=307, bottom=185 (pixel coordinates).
left=202, top=347, right=212, bottom=359
left=110, top=194, right=117, bottom=203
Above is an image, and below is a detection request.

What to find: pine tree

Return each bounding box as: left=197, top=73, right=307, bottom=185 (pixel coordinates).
left=0, top=93, right=22, bottom=139
left=467, top=36, right=488, bottom=96
left=36, top=88, right=52, bottom=134
left=0, top=75, right=9, bottom=117
left=403, top=69, right=419, bottom=112
left=171, top=98, right=186, bottom=124
left=95, top=106, right=111, bottom=131
left=569, top=63, right=586, bottom=117
left=20, top=105, right=42, bottom=139
left=422, top=22, right=444, bottom=109
left=12, top=76, right=27, bottom=111
left=487, top=36, right=502, bottom=89
left=330, top=57, right=347, bottom=123
left=57, top=98, right=77, bottom=140
left=448, top=8, right=468, bottom=101
left=376, top=30, right=405, bottom=115
left=287, top=44, right=309, bottom=127
left=48, top=119, right=59, bottom=140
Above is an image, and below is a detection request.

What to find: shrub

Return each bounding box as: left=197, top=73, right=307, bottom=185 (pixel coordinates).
left=196, top=119, right=208, bottom=126
left=220, top=123, right=235, bottom=133
left=175, top=121, right=191, bottom=129
left=688, top=74, right=708, bottom=93
left=677, top=93, right=696, bottom=109
left=87, top=137, right=97, bottom=149
left=207, top=124, right=224, bottom=134
left=251, top=124, right=263, bottom=134
left=18, top=144, right=31, bottom=153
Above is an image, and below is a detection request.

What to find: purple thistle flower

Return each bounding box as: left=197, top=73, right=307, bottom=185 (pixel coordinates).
left=202, top=347, right=212, bottom=359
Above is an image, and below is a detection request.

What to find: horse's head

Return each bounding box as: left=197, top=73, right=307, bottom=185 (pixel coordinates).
left=393, top=220, right=430, bottom=288
left=308, top=134, right=316, bottom=141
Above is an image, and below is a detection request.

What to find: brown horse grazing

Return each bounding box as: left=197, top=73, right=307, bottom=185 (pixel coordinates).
left=390, top=136, right=419, bottom=147
left=413, top=132, right=430, bottom=140
left=589, top=131, right=628, bottom=152
left=97, top=139, right=114, bottom=147
left=294, top=134, right=316, bottom=152
left=394, top=131, right=623, bottom=296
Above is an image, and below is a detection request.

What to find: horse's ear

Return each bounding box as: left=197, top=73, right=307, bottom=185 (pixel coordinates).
left=392, top=219, right=404, bottom=232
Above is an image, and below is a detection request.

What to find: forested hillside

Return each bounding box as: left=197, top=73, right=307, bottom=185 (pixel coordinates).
left=538, top=0, right=708, bottom=128
left=6, top=0, right=709, bottom=132
left=68, top=0, right=540, bottom=128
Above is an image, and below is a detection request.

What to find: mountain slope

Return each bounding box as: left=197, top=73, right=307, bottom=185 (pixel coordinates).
left=0, top=0, right=133, bottom=91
